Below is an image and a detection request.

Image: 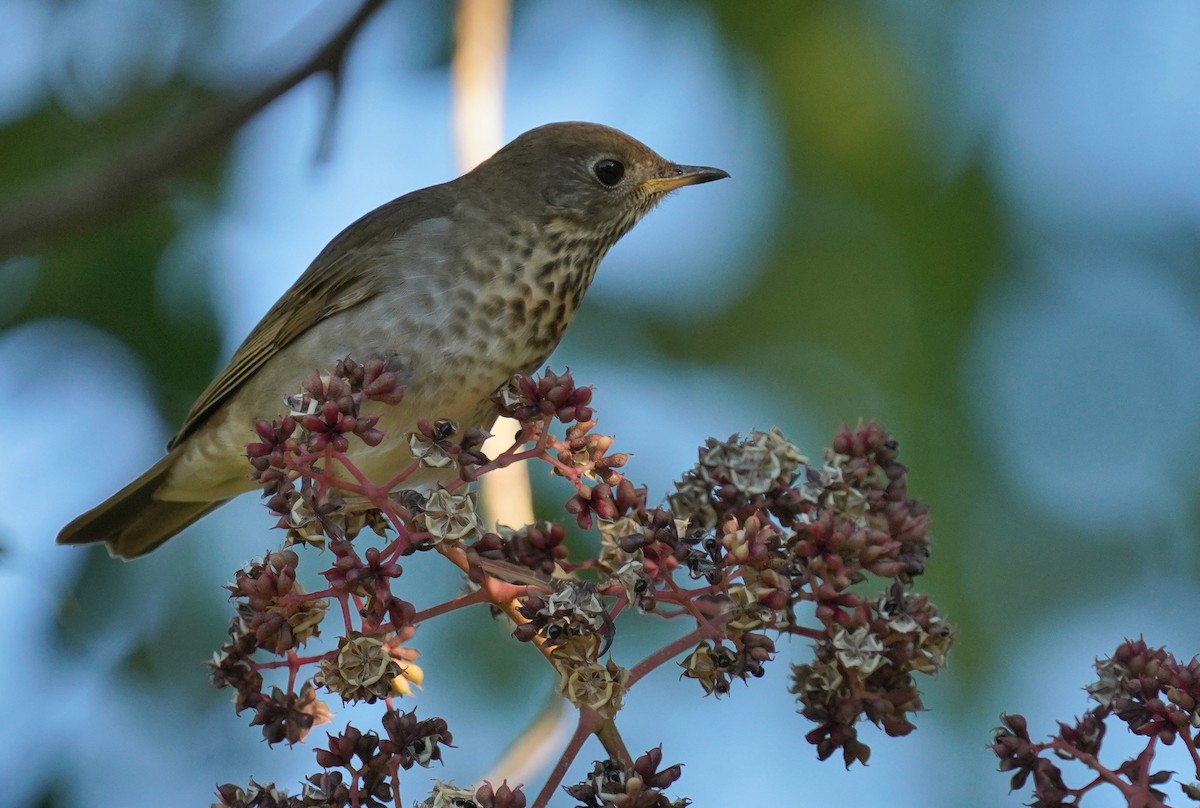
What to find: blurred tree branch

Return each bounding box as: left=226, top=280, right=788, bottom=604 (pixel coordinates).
left=0, top=0, right=388, bottom=262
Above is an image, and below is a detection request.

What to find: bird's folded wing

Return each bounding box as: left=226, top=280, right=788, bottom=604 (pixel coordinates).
left=168, top=188, right=455, bottom=449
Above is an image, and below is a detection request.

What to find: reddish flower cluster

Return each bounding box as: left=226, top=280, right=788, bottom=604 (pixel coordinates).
left=210, top=549, right=332, bottom=743
left=512, top=580, right=613, bottom=651
left=466, top=521, right=569, bottom=578
left=320, top=542, right=412, bottom=632
left=210, top=366, right=951, bottom=807
left=408, top=417, right=491, bottom=479
left=495, top=367, right=594, bottom=424
left=564, top=747, right=688, bottom=808
left=499, top=419, right=953, bottom=766
left=993, top=638, right=1200, bottom=808
left=216, top=712, right=458, bottom=808
left=470, top=781, right=527, bottom=808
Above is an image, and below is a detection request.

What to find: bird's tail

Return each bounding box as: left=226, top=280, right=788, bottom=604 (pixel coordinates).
left=57, top=452, right=225, bottom=559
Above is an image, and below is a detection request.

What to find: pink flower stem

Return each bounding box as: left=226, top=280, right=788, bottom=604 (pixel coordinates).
left=1183, top=732, right=1200, bottom=776
left=1050, top=737, right=1166, bottom=807
left=337, top=593, right=355, bottom=634
left=780, top=624, right=826, bottom=641
left=252, top=652, right=327, bottom=672
left=412, top=588, right=492, bottom=623
left=530, top=707, right=605, bottom=808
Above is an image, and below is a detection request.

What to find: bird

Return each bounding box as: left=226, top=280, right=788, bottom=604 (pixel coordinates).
left=58, top=121, right=728, bottom=559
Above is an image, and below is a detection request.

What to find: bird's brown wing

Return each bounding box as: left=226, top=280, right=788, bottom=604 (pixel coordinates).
left=169, top=186, right=456, bottom=449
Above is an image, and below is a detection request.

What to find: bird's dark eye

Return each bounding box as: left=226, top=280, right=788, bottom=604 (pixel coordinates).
left=593, top=159, right=625, bottom=186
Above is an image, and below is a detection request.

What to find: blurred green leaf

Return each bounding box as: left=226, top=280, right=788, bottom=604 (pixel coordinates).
left=15, top=202, right=220, bottom=424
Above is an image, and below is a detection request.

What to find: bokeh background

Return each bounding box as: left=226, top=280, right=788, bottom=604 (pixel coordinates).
left=3, top=1, right=1200, bottom=806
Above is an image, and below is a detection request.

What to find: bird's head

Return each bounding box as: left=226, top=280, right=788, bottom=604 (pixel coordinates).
left=466, top=121, right=728, bottom=239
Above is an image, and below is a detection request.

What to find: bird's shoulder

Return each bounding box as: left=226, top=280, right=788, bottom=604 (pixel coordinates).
left=168, top=183, right=460, bottom=449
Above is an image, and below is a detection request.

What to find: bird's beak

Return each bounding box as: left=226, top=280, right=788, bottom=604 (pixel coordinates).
left=641, top=164, right=730, bottom=193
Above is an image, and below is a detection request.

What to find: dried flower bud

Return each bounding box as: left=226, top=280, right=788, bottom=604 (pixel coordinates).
left=409, top=419, right=459, bottom=468
left=556, top=656, right=630, bottom=717
left=213, top=779, right=291, bottom=808
left=248, top=682, right=331, bottom=746
left=380, top=708, right=454, bottom=769
left=417, top=781, right=477, bottom=808
left=475, top=781, right=526, bottom=808
left=316, top=632, right=402, bottom=704
left=495, top=368, right=594, bottom=424
left=680, top=641, right=734, bottom=697
left=563, top=749, right=689, bottom=808
left=417, top=487, right=481, bottom=544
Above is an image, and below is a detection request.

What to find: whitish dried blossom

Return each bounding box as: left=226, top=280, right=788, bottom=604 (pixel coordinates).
left=725, top=584, right=773, bottom=632
left=418, top=488, right=481, bottom=543
left=1086, top=656, right=1125, bottom=708
left=829, top=485, right=869, bottom=522
left=885, top=611, right=921, bottom=635
left=380, top=708, right=453, bottom=769
left=804, top=460, right=843, bottom=494
left=298, top=772, right=350, bottom=805
left=286, top=599, right=328, bottom=647
left=703, top=439, right=775, bottom=493
left=758, top=427, right=808, bottom=477
left=285, top=382, right=322, bottom=417
left=680, top=641, right=735, bottom=696
left=545, top=583, right=606, bottom=629
left=611, top=558, right=654, bottom=612
left=556, top=656, right=630, bottom=717
left=283, top=495, right=388, bottom=549
left=832, top=626, right=887, bottom=677
left=418, top=781, right=476, bottom=808
left=215, top=779, right=291, bottom=807
left=514, top=581, right=614, bottom=653
left=409, top=420, right=458, bottom=468
left=530, top=581, right=612, bottom=649
left=495, top=380, right=524, bottom=412
left=667, top=472, right=718, bottom=529
left=316, top=633, right=401, bottom=703
left=914, top=621, right=955, bottom=675
left=564, top=750, right=688, bottom=808
left=596, top=516, right=644, bottom=567
left=789, top=659, right=845, bottom=697
left=700, top=428, right=806, bottom=495
left=285, top=495, right=326, bottom=548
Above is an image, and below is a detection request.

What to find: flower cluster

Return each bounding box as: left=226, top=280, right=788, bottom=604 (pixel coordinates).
left=319, top=541, right=412, bottom=632
left=466, top=521, right=569, bottom=578
left=563, top=747, right=688, bottom=808
left=415, top=780, right=526, bottom=808
left=679, top=632, right=775, bottom=697
left=495, top=367, right=594, bottom=425
left=245, top=358, right=406, bottom=547
left=408, top=417, right=491, bottom=473
left=226, top=549, right=328, bottom=654
left=216, top=713, right=459, bottom=808
left=314, top=631, right=421, bottom=703
left=210, top=366, right=951, bottom=807
left=790, top=585, right=951, bottom=766
left=520, top=420, right=952, bottom=766
left=209, top=548, right=333, bottom=743
left=993, top=638, right=1200, bottom=807
left=513, top=580, right=611, bottom=650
